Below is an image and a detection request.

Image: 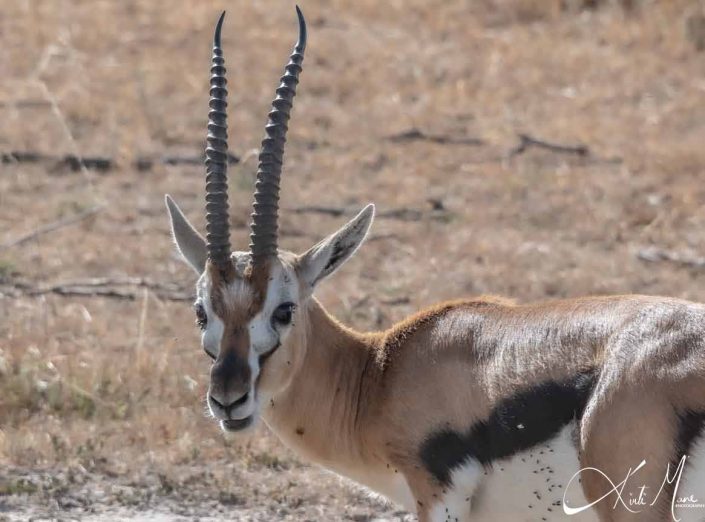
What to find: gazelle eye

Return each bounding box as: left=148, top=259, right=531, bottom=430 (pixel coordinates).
left=272, top=302, right=295, bottom=326
left=194, top=303, right=208, bottom=330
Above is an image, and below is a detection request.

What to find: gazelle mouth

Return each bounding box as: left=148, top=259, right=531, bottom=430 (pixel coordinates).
left=221, top=416, right=254, bottom=432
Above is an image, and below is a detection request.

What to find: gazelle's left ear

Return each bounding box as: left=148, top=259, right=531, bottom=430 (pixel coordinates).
left=165, top=195, right=208, bottom=274
left=297, top=204, right=375, bottom=291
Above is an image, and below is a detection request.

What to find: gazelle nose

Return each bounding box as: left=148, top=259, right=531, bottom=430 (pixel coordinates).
left=209, top=350, right=251, bottom=406
left=209, top=391, right=249, bottom=412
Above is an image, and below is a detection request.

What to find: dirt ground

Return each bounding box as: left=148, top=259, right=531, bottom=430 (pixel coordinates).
left=2, top=0, right=705, bottom=520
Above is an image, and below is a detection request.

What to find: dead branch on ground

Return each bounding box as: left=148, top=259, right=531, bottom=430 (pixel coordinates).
left=288, top=205, right=346, bottom=217
left=1, top=150, right=239, bottom=172
left=636, top=246, right=705, bottom=270
left=507, top=133, right=590, bottom=158
left=380, top=296, right=411, bottom=306
left=386, top=128, right=484, bottom=146
left=0, top=277, right=193, bottom=301
left=288, top=204, right=446, bottom=222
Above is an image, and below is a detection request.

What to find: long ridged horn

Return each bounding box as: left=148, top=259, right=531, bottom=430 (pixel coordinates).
left=204, top=11, right=231, bottom=271
left=249, top=6, right=307, bottom=261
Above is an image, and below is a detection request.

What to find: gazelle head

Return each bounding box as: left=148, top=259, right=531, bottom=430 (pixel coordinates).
left=165, top=8, right=374, bottom=432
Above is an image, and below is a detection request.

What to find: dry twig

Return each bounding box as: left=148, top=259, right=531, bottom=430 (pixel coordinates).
left=508, top=133, right=590, bottom=158
left=636, top=246, right=705, bottom=270
left=288, top=204, right=445, bottom=222
left=386, top=128, right=484, bottom=146
left=380, top=296, right=411, bottom=306
left=0, top=277, right=193, bottom=302
left=1, top=150, right=239, bottom=172
left=289, top=205, right=346, bottom=217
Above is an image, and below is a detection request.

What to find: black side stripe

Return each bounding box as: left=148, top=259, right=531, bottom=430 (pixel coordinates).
left=419, top=370, right=598, bottom=486
left=658, top=410, right=705, bottom=516
left=676, top=410, right=705, bottom=460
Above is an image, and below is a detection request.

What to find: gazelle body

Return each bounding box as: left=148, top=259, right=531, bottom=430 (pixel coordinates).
left=165, top=9, right=705, bottom=521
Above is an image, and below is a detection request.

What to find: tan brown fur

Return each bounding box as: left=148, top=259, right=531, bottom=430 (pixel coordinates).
left=207, top=259, right=270, bottom=323
left=257, top=292, right=705, bottom=521
left=377, top=297, right=514, bottom=369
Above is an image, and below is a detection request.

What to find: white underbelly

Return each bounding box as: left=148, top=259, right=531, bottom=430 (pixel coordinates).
left=430, top=424, right=598, bottom=522
left=674, top=431, right=705, bottom=522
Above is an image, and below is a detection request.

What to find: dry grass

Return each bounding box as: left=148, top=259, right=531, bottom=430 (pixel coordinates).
left=1, top=0, right=705, bottom=519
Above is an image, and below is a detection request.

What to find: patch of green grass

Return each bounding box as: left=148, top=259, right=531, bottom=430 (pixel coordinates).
left=0, top=362, right=100, bottom=427
left=248, top=451, right=291, bottom=471
left=0, top=259, right=17, bottom=280
left=157, top=473, right=176, bottom=495
left=218, top=490, right=245, bottom=506
left=56, top=199, right=93, bottom=218
left=0, top=478, right=38, bottom=496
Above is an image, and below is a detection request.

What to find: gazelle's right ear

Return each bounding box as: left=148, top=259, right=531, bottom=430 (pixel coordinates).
left=297, top=204, right=374, bottom=293
left=165, top=195, right=207, bottom=274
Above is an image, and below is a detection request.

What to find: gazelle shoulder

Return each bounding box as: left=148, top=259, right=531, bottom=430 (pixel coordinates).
left=374, top=296, right=515, bottom=369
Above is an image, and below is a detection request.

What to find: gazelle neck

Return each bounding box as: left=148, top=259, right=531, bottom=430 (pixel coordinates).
left=262, top=297, right=382, bottom=468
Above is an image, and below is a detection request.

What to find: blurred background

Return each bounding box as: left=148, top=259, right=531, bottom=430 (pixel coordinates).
left=1, top=0, right=704, bottom=520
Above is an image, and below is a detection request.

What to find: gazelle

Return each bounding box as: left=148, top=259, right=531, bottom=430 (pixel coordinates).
left=165, top=8, right=705, bottom=522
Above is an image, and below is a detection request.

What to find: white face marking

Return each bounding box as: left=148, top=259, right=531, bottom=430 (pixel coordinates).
left=245, top=261, right=300, bottom=408
left=429, top=424, right=598, bottom=522
left=196, top=254, right=301, bottom=424
left=196, top=273, right=225, bottom=360
left=248, top=262, right=300, bottom=356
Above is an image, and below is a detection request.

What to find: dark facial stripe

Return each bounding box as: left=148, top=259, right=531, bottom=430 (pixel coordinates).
left=419, top=370, right=598, bottom=486
left=258, top=341, right=281, bottom=368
